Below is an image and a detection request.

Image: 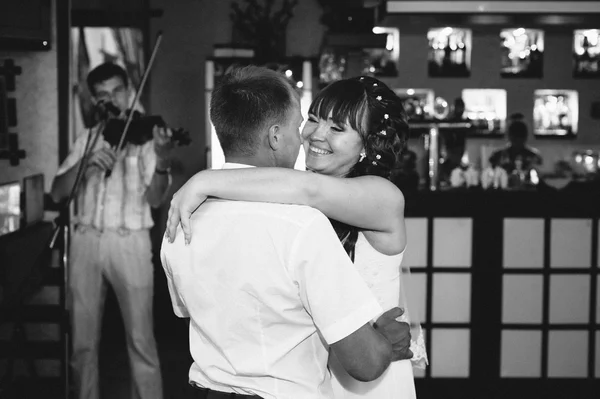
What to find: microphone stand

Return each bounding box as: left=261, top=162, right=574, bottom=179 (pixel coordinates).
left=41, top=120, right=103, bottom=399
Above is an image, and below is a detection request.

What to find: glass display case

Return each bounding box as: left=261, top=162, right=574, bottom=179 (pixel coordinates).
left=573, top=29, right=600, bottom=78
left=533, top=90, right=578, bottom=136
left=428, top=27, right=471, bottom=77
left=461, top=89, right=507, bottom=134
left=500, top=28, right=544, bottom=78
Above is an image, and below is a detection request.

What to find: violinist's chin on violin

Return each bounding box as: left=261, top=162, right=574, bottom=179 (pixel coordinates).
left=95, top=99, right=122, bottom=121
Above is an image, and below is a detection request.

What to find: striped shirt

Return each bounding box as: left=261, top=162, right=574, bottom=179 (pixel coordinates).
left=56, top=125, right=168, bottom=231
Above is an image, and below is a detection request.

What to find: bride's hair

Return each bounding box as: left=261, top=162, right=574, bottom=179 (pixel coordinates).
left=309, top=76, right=409, bottom=260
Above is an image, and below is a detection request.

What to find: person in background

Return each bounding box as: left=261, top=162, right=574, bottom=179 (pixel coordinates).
left=439, top=97, right=469, bottom=183
left=51, top=62, right=171, bottom=399
left=489, top=113, right=543, bottom=174
left=166, top=74, right=427, bottom=398
left=161, top=66, right=412, bottom=398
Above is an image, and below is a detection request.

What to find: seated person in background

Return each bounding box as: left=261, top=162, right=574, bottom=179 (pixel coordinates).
left=489, top=115, right=543, bottom=174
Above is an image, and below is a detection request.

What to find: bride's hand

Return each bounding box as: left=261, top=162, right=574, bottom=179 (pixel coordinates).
left=165, top=178, right=208, bottom=245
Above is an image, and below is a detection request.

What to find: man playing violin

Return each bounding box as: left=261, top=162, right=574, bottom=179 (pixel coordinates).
left=51, top=62, right=169, bottom=399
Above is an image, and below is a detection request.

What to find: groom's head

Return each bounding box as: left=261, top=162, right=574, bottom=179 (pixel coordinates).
left=210, top=65, right=303, bottom=168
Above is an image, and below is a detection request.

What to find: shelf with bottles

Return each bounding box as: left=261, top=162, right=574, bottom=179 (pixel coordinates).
left=318, top=27, right=400, bottom=88
left=573, top=29, right=600, bottom=79
left=396, top=88, right=506, bottom=138
left=427, top=27, right=471, bottom=78
left=500, top=28, right=544, bottom=78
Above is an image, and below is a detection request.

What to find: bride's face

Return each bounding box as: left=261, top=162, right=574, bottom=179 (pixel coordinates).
left=301, top=112, right=363, bottom=177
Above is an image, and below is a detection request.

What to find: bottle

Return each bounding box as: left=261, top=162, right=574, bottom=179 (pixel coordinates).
left=510, top=156, right=525, bottom=189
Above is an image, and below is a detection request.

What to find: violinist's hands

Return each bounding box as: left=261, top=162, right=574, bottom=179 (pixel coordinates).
left=87, top=147, right=117, bottom=174
left=374, top=307, right=413, bottom=362
left=153, top=126, right=173, bottom=160
left=165, top=175, right=208, bottom=245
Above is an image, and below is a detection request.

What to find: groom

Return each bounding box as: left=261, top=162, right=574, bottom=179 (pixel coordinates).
left=160, top=66, right=411, bottom=398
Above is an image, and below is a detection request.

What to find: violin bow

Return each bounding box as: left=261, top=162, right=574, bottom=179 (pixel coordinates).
left=114, top=31, right=163, bottom=155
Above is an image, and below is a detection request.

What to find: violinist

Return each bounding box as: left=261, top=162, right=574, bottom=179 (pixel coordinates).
left=50, top=62, right=167, bottom=399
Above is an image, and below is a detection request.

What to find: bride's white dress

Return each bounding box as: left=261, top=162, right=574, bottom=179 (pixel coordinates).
left=329, top=232, right=427, bottom=398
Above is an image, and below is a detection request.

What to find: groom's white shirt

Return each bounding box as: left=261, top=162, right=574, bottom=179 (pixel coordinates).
left=160, top=163, right=382, bottom=399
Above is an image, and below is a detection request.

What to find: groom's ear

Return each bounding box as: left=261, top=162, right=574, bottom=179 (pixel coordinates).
left=267, top=124, right=281, bottom=151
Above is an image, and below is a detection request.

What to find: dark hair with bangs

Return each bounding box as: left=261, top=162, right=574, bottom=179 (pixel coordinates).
left=87, top=62, right=129, bottom=96
left=313, top=76, right=410, bottom=261
left=210, top=65, right=299, bottom=157
left=309, top=79, right=369, bottom=137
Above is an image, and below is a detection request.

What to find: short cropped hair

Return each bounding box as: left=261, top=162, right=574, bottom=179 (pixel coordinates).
left=87, top=63, right=129, bottom=96
left=210, top=65, right=298, bottom=156
left=508, top=120, right=528, bottom=141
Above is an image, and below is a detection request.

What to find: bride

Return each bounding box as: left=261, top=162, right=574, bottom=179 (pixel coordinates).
left=166, top=76, right=427, bottom=398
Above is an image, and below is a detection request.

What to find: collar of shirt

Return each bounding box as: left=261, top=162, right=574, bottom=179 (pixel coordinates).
left=222, top=162, right=256, bottom=169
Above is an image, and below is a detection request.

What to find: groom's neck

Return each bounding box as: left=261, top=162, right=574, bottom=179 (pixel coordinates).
left=224, top=154, right=275, bottom=168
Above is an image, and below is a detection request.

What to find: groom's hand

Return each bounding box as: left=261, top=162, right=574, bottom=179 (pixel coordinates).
left=373, top=307, right=413, bottom=362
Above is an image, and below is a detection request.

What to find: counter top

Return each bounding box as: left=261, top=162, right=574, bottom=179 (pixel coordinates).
left=403, top=182, right=600, bottom=217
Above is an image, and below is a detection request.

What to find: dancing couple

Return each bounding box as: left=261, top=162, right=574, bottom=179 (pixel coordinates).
left=161, top=65, right=427, bottom=398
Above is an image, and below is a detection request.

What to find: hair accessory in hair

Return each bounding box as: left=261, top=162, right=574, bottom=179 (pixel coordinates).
left=384, top=114, right=389, bottom=119
left=376, top=154, right=381, bottom=160
left=359, top=152, right=366, bottom=163
left=376, top=95, right=382, bottom=101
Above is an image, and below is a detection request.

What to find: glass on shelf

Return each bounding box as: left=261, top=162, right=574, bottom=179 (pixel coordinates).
left=500, top=28, right=544, bottom=78
left=427, top=27, right=471, bottom=77
left=533, top=90, right=578, bottom=136
left=573, top=29, right=600, bottom=78
left=461, top=89, right=507, bottom=134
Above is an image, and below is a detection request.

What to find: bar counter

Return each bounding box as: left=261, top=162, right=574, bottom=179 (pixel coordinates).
left=404, top=182, right=600, bottom=217
left=401, top=184, right=599, bottom=398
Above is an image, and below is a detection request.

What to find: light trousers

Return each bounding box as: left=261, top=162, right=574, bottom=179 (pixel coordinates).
left=69, top=226, right=163, bottom=399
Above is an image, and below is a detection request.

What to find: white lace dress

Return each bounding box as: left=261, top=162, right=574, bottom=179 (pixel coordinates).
left=329, top=232, right=427, bottom=399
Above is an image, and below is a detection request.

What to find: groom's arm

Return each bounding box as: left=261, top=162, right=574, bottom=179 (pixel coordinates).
left=293, top=211, right=394, bottom=381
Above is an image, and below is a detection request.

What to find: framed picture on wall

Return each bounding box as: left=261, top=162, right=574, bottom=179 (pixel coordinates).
left=500, top=28, right=544, bottom=78
left=427, top=27, right=471, bottom=78
left=573, top=29, right=600, bottom=78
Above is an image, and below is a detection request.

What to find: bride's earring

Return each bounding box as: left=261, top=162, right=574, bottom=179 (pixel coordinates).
left=359, top=152, right=366, bottom=163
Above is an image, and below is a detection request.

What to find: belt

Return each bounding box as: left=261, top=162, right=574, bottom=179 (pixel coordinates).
left=191, top=385, right=262, bottom=399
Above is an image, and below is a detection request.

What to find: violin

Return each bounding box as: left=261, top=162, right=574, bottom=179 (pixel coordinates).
left=101, top=108, right=191, bottom=148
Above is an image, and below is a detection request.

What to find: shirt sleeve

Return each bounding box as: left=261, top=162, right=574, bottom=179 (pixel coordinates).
left=291, top=212, right=382, bottom=345
left=56, top=129, right=94, bottom=176
left=139, top=139, right=172, bottom=188
left=139, top=140, right=157, bottom=187
left=160, top=239, right=190, bottom=318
